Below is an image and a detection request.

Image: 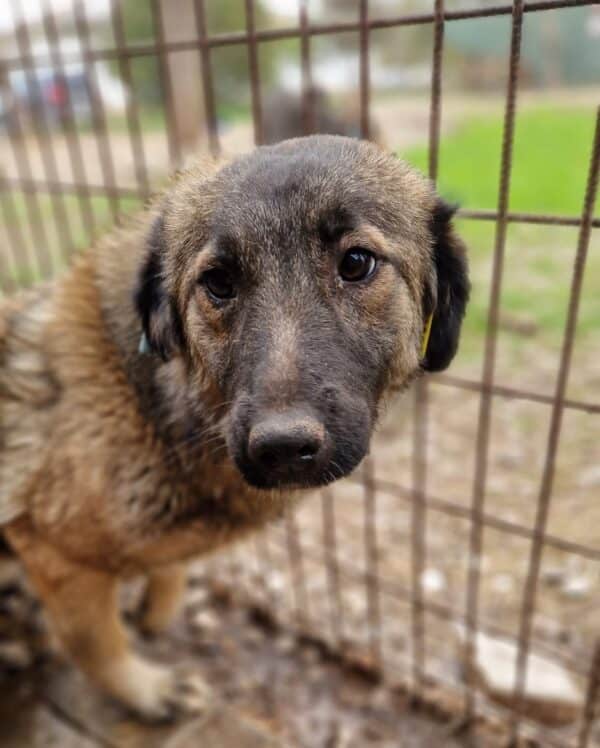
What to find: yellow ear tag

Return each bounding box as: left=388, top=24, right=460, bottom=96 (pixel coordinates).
left=420, top=312, right=433, bottom=359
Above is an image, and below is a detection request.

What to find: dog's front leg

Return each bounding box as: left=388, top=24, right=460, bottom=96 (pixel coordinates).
left=5, top=522, right=209, bottom=721
left=138, top=563, right=187, bottom=636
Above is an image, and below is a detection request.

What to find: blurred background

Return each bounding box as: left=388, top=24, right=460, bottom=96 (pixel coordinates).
left=1, top=2, right=599, bottom=746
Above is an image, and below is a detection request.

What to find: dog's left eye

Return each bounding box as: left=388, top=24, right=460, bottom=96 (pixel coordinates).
left=339, top=248, right=377, bottom=282
left=202, top=268, right=236, bottom=301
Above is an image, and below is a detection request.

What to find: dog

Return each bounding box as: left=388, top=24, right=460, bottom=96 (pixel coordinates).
left=0, top=135, right=469, bottom=720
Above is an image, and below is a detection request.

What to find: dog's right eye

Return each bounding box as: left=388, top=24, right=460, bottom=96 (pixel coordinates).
left=201, top=268, right=236, bottom=302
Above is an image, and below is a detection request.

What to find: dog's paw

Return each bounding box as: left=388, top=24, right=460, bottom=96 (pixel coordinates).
left=128, top=665, right=211, bottom=722
left=104, top=656, right=212, bottom=722
left=161, top=667, right=212, bottom=718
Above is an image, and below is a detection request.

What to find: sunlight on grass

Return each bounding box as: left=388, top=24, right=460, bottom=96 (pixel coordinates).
left=402, top=107, right=600, bottom=362
left=404, top=107, right=599, bottom=216
left=450, top=217, right=600, bottom=371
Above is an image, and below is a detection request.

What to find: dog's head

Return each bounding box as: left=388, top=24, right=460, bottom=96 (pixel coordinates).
left=135, top=136, right=469, bottom=489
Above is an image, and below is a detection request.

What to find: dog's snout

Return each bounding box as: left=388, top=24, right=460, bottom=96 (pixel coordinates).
left=247, top=411, right=326, bottom=481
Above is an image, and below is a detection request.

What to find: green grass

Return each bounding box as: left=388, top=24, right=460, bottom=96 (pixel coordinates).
left=401, top=107, right=600, bottom=358
left=453, top=220, right=600, bottom=356
left=404, top=107, right=599, bottom=217
left=2, top=194, right=143, bottom=287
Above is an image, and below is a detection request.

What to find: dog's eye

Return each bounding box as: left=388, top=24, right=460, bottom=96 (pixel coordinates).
left=202, top=268, right=236, bottom=301
left=339, top=248, right=377, bottom=282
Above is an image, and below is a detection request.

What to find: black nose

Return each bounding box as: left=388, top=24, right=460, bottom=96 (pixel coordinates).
left=247, top=411, right=326, bottom=480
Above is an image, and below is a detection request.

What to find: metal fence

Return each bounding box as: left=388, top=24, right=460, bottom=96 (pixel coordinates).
left=1, top=1, right=599, bottom=745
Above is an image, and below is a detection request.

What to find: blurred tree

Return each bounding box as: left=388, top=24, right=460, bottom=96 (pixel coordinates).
left=115, top=0, right=289, bottom=116
left=445, top=6, right=600, bottom=89
left=313, top=0, right=433, bottom=77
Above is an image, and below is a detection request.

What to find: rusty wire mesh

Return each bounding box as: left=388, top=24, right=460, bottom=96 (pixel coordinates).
left=1, top=1, right=599, bottom=745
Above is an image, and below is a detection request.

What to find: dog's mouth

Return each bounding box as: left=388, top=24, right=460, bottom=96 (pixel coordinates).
left=233, top=454, right=350, bottom=491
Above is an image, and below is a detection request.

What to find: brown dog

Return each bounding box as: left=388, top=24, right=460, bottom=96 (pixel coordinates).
left=0, top=135, right=468, bottom=719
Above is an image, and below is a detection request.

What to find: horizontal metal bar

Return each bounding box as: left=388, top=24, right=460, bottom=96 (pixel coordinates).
left=2, top=179, right=598, bottom=233
left=346, top=474, right=600, bottom=562
left=1, top=0, right=596, bottom=71
left=0, top=177, right=144, bottom=201
left=460, top=208, right=600, bottom=230
left=264, top=530, right=593, bottom=678
left=433, top=374, right=600, bottom=415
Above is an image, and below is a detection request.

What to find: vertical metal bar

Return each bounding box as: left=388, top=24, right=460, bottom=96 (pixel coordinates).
left=321, top=486, right=344, bottom=648
left=149, top=0, right=183, bottom=167
left=299, top=0, right=316, bottom=135
left=40, top=0, right=96, bottom=239
left=428, top=0, right=444, bottom=185
left=509, top=106, right=600, bottom=743
left=363, top=456, right=382, bottom=670
left=463, top=0, right=523, bottom=721
left=358, top=0, right=370, bottom=140
left=577, top=640, right=600, bottom=748
left=410, top=0, right=445, bottom=696
left=193, top=0, right=220, bottom=157
left=285, top=509, right=309, bottom=628
left=245, top=0, right=264, bottom=146
left=10, top=1, right=75, bottom=262
left=109, top=0, right=151, bottom=199
left=72, top=0, right=121, bottom=224
left=409, top=419, right=426, bottom=695
left=0, top=98, right=52, bottom=279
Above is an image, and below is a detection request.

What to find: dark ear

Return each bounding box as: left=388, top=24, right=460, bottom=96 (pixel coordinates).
left=134, top=215, right=184, bottom=361
left=422, top=199, right=470, bottom=372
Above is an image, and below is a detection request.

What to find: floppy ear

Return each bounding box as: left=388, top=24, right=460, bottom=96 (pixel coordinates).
left=134, top=215, right=184, bottom=361
left=422, top=199, right=470, bottom=372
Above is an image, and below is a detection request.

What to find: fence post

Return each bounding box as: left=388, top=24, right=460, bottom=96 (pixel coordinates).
left=158, top=0, right=207, bottom=154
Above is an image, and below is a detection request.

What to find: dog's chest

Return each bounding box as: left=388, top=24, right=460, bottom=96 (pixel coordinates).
left=98, top=456, right=287, bottom=572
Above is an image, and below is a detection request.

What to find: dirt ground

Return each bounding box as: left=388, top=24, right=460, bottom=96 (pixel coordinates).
left=0, top=563, right=483, bottom=748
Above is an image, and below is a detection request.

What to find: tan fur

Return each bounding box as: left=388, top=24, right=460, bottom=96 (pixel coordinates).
left=138, top=563, right=187, bottom=635
left=0, top=214, right=285, bottom=718
left=0, top=136, right=467, bottom=720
